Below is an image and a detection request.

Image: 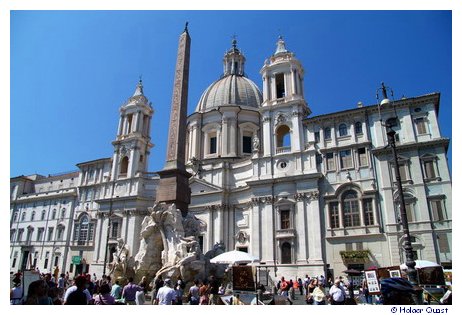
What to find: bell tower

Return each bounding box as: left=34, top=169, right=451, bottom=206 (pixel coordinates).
left=111, top=80, right=154, bottom=180
left=260, top=36, right=311, bottom=156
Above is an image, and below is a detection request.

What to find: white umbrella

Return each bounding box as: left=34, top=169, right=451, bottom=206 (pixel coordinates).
left=209, top=250, right=259, bottom=265
left=400, top=260, right=440, bottom=269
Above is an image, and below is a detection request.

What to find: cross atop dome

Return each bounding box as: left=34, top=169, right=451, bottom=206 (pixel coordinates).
left=132, top=77, right=144, bottom=96
left=275, top=35, right=289, bottom=55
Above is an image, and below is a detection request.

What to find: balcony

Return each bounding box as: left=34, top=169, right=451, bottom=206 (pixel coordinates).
left=275, top=228, right=296, bottom=239
left=276, top=146, right=291, bottom=154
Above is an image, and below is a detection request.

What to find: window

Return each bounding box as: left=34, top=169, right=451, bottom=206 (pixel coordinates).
left=79, top=216, right=89, bottom=244
left=111, top=221, right=119, bottom=238
left=13, top=212, right=18, bottom=222
left=281, top=242, right=292, bottom=264
left=17, top=229, right=24, bottom=242
left=26, top=228, right=33, bottom=242
left=363, top=199, right=374, bottom=226
left=401, top=195, right=416, bottom=223
left=120, top=156, right=129, bottom=176
left=276, top=73, right=285, bottom=98
left=276, top=125, right=291, bottom=148
left=324, top=127, right=331, bottom=140
left=56, top=226, right=65, bottom=240
left=10, top=229, right=16, bottom=242
left=430, top=199, right=446, bottom=221
left=44, top=252, right=49, bottom=269
left=329, top=202, right=340, bottom=228
left=355, top=121, right=363, bottom=134
left=243, top=136, right=252, bottom=154
left=210, top=136, right=217, bottom=154
left=340, top=150, right=353, bottom=169
left=12, top=251, right=18, bottom=268
left=127, top=113, right=133, bottom=133
left=314, top=131, right=320, bottom=143
left=280, top=210, right=291, bottom=229
left=326, top=152, right=335, bottom=171
left=391, top=162, right=408, bottom=181
left=315, top=154, right=323, bottom=166
left=41, top=210, right=46, bottom=221
left=415, top=117, right=427, bottom=135
left=37, top=228, right=44, bottom=241
left=47, top=227, right=54, bottom=241
left=423, top=160, right=436, bottom=179
left=33, top=251, right=38, bottom=268
left=342, top=190, right=360, bottom=227
left=31, top=211, right=36, bottom=221
left=52, top=209, right=57, bottom=220
left=338, top=123, right=348, bottom=137
left=437, top=234, right=450, bottom=254
left=54, top=256, right=59, bottom=267
left=61, top=209, right=66, bottom=219
left=21, top=212, right=26, bottom=221
left=358, top=148, right=368, bottom=167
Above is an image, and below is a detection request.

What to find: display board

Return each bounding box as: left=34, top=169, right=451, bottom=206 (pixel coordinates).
left=22, top=269, right=41, bottom=301
left=233, top=266, right=255, bottom=291
left=364, top=270, right=381, bottom=294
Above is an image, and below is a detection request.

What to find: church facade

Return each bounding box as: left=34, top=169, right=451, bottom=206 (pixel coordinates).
left=10, top=36, right=452, bottom=280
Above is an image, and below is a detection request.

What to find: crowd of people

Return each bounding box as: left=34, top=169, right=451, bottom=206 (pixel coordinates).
left=10, top=270, right=452, bottom=305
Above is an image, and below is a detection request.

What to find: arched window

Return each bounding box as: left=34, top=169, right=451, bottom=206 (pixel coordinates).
left=338, top=123, right=348, bottom=137
left=355, top=122, right=363, bottom=134
left=281, top=242, right=292, bottom=264
left=41, top=210, right=46, bottom=221
left=56, top=225, right=65, bottom=241
left=395, top=193, right=416, bottom=223
left=342, top=190, right=360, bottom=227
left=61, top=209, right=66, bottom=219
left=120, top=156, right=129, bottom=176
left=13, top=212, right=18, bottom=222
left=21, top=212, right=26, bottom=222
left=52, top=209, right=57, bottom=220
left=324, top=127, right=331, bottom=140
left=31, top=211, right=36, bottom=221
left=78, top=215, right=89, bottom=244
left=276, top=125, right=291, bottom=148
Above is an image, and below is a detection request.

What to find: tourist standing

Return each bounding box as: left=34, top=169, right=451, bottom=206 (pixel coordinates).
left=188, top=279, right=200, bottom=305
left=64, top=276, right=88, bottom=305
left=209, top=275, right=220, bottom=305
left=312, top=283, right=327, bottom=305
left=111, top=280, right=123, bottom=300
left=24, top=279, right=53, bottom=305
left=328, top=279, right=346, bottom=305
left=63, top=276, right=92, bottom=304
left=199, top=280, right=210, bottom=305
left=297, top=278, right=304, bottom=296
left=156, top=278, right=176, bottom=305
left=122, top=277, right=143, bottom=305
left=10, top=280, right=23, bottom=305
left=93, top=283, right=115, bottom=305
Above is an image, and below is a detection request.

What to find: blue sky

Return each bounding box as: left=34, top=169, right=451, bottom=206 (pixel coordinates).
left=10, top=10, right=452, bottom=177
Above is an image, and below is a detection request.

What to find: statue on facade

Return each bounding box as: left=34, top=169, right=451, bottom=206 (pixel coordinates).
left=252, top=134, right=260, bottom=152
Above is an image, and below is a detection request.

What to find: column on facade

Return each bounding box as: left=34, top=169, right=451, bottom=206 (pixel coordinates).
left=222, top=118, right=229, bottom=157
left=128, top=148, right=137, bottom=178
left=291, top=68, right=296, bottom=96
left=229, top=117, right=237, bottom=156
left=307, top=197, right=323, bottom=263
left=270, top=75, right=276, bottom=102
left=215, top=205, right=224, bottom=245
left=260, top=201, right=275, bottom=263
left=117, top=116, right=124, bottom=136
left=133, top=112, right=140, bottom=133
left=359, top=196, right=366, bottom=226
left=295, top=198, right=307, bottom=263
left=262, top=115, right=272, bottom=156
left=191, top=124, right=199, bottom=159
left=262, top=76, right=268, bottom=102
left=338, top=198, right=344, bottom=228
left=93, top=213, right=104, bottom=263
left=250, top=203, right=261, bottom=259
left=291, top=107, right=302, bottom=152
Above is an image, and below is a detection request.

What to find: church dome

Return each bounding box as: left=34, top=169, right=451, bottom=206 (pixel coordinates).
left=195, top=74, right=262, bottom=112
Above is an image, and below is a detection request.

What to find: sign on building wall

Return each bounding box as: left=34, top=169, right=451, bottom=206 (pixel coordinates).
left=71, top=256, right=81, bottom=265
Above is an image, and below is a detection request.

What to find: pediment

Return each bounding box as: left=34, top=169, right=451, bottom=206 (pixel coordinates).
left=190, top=178, right=222, bottom=194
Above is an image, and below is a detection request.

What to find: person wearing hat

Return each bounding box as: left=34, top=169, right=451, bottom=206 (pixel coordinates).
left=156, top=278, right=176, bottom=305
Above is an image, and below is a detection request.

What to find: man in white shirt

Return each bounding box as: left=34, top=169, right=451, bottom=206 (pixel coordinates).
left=156, top=278, right=176, bottom=305
left=329, top=279, right=346, bottom=305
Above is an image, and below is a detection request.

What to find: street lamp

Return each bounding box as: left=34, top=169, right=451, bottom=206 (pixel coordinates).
left=376, top=82, right=418, bottom=287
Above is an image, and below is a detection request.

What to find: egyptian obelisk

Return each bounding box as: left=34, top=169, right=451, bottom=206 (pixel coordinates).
left=155, top=23, right=191, bottom=216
